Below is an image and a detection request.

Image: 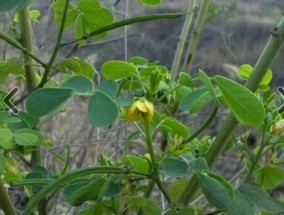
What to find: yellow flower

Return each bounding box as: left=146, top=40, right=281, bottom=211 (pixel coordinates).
left=126, top=99, right=154, bottom=123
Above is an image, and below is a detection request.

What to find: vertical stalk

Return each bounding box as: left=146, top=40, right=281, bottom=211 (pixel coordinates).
left=18, top=7, right=37, bottom=93
left=144, top=123, right=173, bottom=207
left=0, top=177, right=17, bottom=215
left=245, top=124, right=267, bottom=182
left=182, top=0, right=210, bottom=74
left=178, top=15, right=284, bottom=205
left=18, top=6, right=44, bottom=215
left=18, top=7, right=42, bottom=167
left=37, top=0, right=71, bottom=88
left=171, top=0, right=197, bottom=80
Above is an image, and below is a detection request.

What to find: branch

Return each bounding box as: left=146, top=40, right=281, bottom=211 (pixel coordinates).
left=61, top=13, right=185, bottom=47
left=0, top=30, right=47, bottom=69
left=0, top=177, right=17, bottom=215
left=37, top=0, right=71, bottom=89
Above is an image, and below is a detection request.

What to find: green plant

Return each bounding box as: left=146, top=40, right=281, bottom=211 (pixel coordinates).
left=0, top=0, right=284, bottom=215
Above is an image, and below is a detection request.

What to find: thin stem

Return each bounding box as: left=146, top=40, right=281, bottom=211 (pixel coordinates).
left=61, top=13, right=184, bottom=47
left=245, top=124, right=267, bottom=182
left=182, top=0, right=210, bottom=74
left=171, top=0, right=197, bottom=80
left=37, top=0, right=71, bottom=89
left=0, top=177, right=17, bottom=215
left=178, top=15, right=284, bottom=205
left=182, top=106, right=218, bottom=144
left=144, top=123, right=174, bottom=207
left=144, top=123, right=157, bottom=167
left=0, top=32, right=47, bottom=68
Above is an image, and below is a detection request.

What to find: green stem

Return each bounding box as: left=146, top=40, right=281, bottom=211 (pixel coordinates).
left=178, top=15, right=284, bottom=205
left=37, top=0, right=71, bottom=89
left=22, top=166, right=148, bottom=215
left=18, top=7, right=37, bottom=93
left=18, top=7, right=42, bottom=169
left=182, top=0, right=210, bottom=73
left=61, top=13, right=184, bottom=47
left=0, top=177, right=17, bottom=215
left=18, top=8, right=45, bottom=214
left=181, top=106, right=218, bottom=144
left=144, top=123, right=174, bottom=207
left=0, top=32, right=47, bottom=68
left=144, top=123, right=157, bottom=167
left=245, top=124, right=267, bottom=182
left=171, top=0, right=197, bottom=80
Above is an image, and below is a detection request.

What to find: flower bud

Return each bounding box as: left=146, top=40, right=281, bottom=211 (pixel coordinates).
left=270, top=119, right=284, bottom=135
left=144, top=153, right=152, bottom=162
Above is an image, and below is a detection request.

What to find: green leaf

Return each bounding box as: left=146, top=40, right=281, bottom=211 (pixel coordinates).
left=215, top=75, right=265, bottom=125
left=188, top=91, right=213, bottom=114
left=0, top=129, right=14, bottom=149
left=139, top=0, right=163, bottom=6
left=14, top=10, right=41, bottom=23
left=78, top=203, right=107, bottom=215
left=101, top=60, right=138, bottom=80
left=159, top=157, right=189, bottom=177
left=227, top=190, right=254, bottom=215
left=238, top=183, right=284, bottom=213
left=121, top=155, right=150, bottom=173
left=61, top=75, right=94, bottom=94
left=198, top=69, right=216, bottom=98
left=6, top=57, right=25, bottom=75
left=192, top=157, right=209, bottom=171
left=75, top=0, right=114, bottom=42
left=168, top=179, right=189, bottom=202
left=57, top=58, right=95, bottom=79
left=0, top=57, right=24, bottom=83
left=29, top=10, right=41, bottom=20
left=198, top=172, right=234, bottom=209
left=63, top=179, right=91, bottom=204
left=8, top=111, right=37, bottom=132
left=88, top=91, right=118, bottom=127
left=128, top=56, right=149, bottom=66
left=115, top=97, right=133, bottom=107
left=178, top=72, right=195, bottom=88
left=26, top=88, right=74, bottom=118
left=14, top=131, right=38, bottom=146
left=127, top=196, right=161, bottom=215
left=70, top=177, right=106, bottom=206
left=237, top=64, right=253, bottom=79
left=52, top=0, right=78, bottom=29
left=140, top=66, right=168, bottom=79
left=14, top=129, right=43, bottom=146
left=0, top=0, right=32, bottom=13
left=0, top=155, right=6, bottom=174
left=237, top=64, right=272, bottom=86
left=0, top=112, right=21, bottom=123
left=159, top=117, right=190, bottom=138
left=98, top=80, right=119, bottom=97
left=256, top=165, right=284, bottom=190
left=179, top=88, right=208, bottom=111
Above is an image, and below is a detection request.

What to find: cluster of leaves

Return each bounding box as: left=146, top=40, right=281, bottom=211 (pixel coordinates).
left=0, top=0, right=284, bottom=215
